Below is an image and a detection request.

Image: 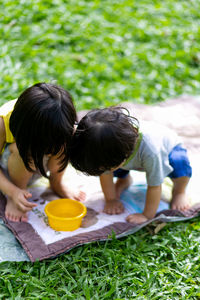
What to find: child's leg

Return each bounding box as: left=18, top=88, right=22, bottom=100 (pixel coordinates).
left=168, top=144, right=192, bottom=211
left=171, top=176, right=190, bottom=210
left=114, top=169, right=132, bottom=199
left=6, top=143, right=34, bottom=222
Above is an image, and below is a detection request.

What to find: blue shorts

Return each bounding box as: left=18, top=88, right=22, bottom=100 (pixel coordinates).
left=114, top=144, right=192, bottom=179
left=168, top=144, right=192, bottom=178
left=113, top=168, right=130, bottom=178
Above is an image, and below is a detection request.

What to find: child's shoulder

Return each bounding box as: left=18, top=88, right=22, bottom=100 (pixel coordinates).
left=139, top=121, right=181, bottom=154
left=0, top=100, right=16, bottom=145
left=0, top=99, right=17, bottom=116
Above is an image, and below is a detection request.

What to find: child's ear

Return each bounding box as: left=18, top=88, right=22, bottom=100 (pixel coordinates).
left=73, top=121, right=79, bottom=132
left=73, top=125, right=77, bottom=133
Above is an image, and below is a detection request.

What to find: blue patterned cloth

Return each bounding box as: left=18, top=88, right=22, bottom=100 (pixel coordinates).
left=120, top=184, right=169, bottom=214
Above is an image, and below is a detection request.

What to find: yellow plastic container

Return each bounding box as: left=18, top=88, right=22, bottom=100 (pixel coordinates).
left=45, top=198, right=87, bottom=231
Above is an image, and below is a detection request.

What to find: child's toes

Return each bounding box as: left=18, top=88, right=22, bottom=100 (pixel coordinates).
left=6, top=212, right=13, bottom=222
left=7, top=213, right=16, bottom=222
left=181, top=203, right=190, bottom=211
left=21, top=215, right=28, bottom=222
left=171, top=203, right=177, bottom=210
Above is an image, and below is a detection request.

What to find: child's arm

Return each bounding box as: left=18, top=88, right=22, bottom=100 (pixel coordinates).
left=49, top=168, right=70, bottom=199
left=47, top=152, right=67, bottom=197
left=126, top=185, right=161, bottom=224
left=49, top=169, right=67, bottom=197
left=143, top=185, right=161, bottom=218
left=49, top=170, right=85, bottom=202
left=100, top=172, right=124, bottom=214
left=0, top=169, right=34, bottom=212
left=0, top=117, right=34, bottom=213
left=48, top=155, right=85, bottom=202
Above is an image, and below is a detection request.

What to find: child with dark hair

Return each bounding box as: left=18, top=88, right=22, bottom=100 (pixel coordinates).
left=69, top=107, right=192, bottom=224
left=0, top=82, right=85, bottom=222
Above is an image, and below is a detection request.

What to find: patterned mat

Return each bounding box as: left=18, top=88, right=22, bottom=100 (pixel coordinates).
left=0, top=96, right=199, bottom=262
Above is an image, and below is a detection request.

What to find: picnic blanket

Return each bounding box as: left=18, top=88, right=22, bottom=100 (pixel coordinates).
left=0, top=95, right=200, bottom=262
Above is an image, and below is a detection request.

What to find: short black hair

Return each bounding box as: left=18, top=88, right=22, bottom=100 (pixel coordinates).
left=69, top=107, right=139, bottom=176
left=10, top=82, right=77, bottom=177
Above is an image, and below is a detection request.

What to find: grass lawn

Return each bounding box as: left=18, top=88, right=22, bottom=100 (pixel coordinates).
left=0, top=0, right=200, bottom=298
left=1, top=220, right=200, bottom=299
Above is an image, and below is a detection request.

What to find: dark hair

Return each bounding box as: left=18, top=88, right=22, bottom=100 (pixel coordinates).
left=10, top=82, right=77, bottom=177
left=69, top=107, right=139, bottom=176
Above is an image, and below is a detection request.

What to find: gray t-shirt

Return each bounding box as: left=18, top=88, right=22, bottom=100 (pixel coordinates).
left=121, top=121, right=181, bottom=186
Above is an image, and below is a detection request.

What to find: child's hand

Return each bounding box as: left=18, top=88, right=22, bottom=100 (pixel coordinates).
left=11, top=188, right=37, bottom=213
left=126, top=213, right=148, bottom=224
left=103, top=199, right=124, bottom=215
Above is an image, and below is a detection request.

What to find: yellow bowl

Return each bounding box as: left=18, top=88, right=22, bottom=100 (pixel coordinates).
left=45, top=198, right=87, bottom=231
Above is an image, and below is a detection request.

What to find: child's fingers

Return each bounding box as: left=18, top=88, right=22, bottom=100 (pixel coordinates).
left=117, top=202, right=124, bottom=213
left=115, top=205, right=124, bottom=214
left=74, top=191, right=86, bottom=202
left=126, top=217, right=134, bottom=223
left=18, top=204, right=33, bottom=213
left=126, top=215, right=140, bottom=224
left=126, top=213, right=147, bottom=224
left=24, top=191, right=32, bottom=199
left=21, top=200, right=37, bottom=210
left=24, top=202, right=37, bottom=208
left=79, top=191, right=86, bottom=202
left=104, top=201, right=124, bottom=215
left=104, top=207, right=112, bottom=214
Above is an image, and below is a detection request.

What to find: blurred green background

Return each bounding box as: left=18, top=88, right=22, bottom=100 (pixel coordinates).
left=0, top=0, right=200, bottom=110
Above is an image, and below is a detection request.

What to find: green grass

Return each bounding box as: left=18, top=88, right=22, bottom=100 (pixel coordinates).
left=1, top=0, right=200, bottom=298
left=0, top=0, right=200, bottom=109
left=1, top=220, right=200, bottom=299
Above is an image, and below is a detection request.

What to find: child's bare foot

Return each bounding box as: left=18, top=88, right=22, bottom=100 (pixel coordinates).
left=103, top=199, right=124, bottom=214
left=171, top=193, right=190, bottom=211
left=5, top=198, right=28, bottom=222
left=171, top=177, right=190, bottom=211
left=115, top=174, right=133, bottom=199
